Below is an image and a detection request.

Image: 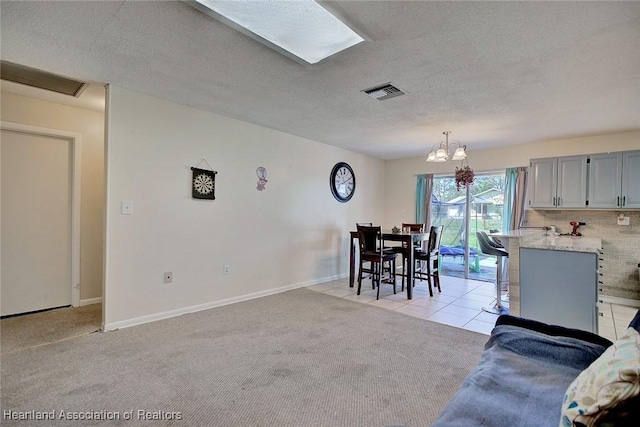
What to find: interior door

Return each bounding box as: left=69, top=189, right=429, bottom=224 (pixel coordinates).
left=1, top=129, right=72, bottom=316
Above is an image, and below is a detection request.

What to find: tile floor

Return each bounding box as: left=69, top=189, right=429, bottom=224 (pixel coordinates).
left=307, top=275, right=502, bottom=335
left=598, top=301, right=639, bottom=341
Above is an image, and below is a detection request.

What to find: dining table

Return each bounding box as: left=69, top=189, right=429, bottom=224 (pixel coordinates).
left=349, top=229, right=430, bottom=300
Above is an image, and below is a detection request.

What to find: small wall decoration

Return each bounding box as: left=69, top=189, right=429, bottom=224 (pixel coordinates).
left=191, top=159, right=217, bottom=200
left=256, top=167, right=268, bottom=191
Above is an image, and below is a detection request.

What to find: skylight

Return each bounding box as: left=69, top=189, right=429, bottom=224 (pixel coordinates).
left=192, top=0, right=365, bottom=64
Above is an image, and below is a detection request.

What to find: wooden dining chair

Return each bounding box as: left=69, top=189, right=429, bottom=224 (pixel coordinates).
left=357, top=222, right=392, bottom=251
left=356, top=225, right=398, bottom=300
left=355, top=222, right=374, bottom=279
left=414, top=225, right=444, bottom=296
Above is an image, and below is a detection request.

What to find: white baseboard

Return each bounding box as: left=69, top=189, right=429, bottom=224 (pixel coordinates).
left=79, top=297, right=102, bottom=306
left=103, top=274, right=346, bottom=332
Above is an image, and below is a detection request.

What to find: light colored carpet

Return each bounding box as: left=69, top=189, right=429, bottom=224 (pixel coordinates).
left=1, top=304, right=101, bottom=355
left=1, top=289, right=488, bottom=426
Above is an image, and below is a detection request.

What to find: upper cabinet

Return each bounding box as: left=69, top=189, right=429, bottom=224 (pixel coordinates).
left=590, top=151, right=640, bottom=208
left=621, top=151, right=640, bottom=208
left=529, top=150, right=640, bottom=210
left=529, top=156, right=587, bottom=208
left=588, top=153, right=622, bottom=208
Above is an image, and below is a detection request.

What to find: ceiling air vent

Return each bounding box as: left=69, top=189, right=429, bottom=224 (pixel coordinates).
left=1, top=61, right=85, bottom=97
left=362, top=83, right=405, bottom=101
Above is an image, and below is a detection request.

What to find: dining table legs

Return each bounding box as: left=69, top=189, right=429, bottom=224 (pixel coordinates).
left=405, top=241, right=414, bottom=299
left=349, top=232, right=356, bottom=288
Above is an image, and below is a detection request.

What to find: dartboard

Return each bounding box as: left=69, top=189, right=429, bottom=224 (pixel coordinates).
left=194, top=173, right=214, bottom=195
left=191, top=167, right=217, bottom=200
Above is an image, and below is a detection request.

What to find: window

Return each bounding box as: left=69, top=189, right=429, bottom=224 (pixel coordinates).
left=430, top=172, right=505, bottom=281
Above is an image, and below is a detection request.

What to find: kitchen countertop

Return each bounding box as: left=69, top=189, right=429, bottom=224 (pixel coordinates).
left=520, top=233, right=602, bottom=254
left=490, top=229, right=540, bottom=238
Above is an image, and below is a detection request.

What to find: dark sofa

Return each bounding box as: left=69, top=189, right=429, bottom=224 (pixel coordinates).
left=432, top=310, right=640, bottom=427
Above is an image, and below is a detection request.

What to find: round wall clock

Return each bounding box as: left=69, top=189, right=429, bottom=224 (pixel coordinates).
left=330, top=162, right=356, bottom=203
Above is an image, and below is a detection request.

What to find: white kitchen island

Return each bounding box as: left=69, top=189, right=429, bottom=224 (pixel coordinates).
left=519, top=234, right=602, bottom=333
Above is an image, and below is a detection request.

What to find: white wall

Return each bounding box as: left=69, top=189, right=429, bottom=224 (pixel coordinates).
left=384, top=131, right=640, bottom=228
left=104, top=86, right=385, bottom=329
left=1, top=92, right=105, bottom=303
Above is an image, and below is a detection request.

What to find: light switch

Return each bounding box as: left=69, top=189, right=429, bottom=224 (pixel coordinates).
left=121, top=200, right=133, bottom=215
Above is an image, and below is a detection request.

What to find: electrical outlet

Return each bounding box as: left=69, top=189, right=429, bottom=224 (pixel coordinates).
left=223, top=265, right=230, bottom=275
left=163, top=272, right=173, bottom=283
left=617, top=215, right=630, bottom=226
left=121, top=200, right=133, bottom=215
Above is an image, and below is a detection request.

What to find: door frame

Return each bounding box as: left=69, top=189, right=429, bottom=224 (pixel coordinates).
left=1, top=121, right=82, bottom=307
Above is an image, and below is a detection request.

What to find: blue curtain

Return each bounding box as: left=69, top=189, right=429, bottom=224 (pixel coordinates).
left=502, top=168, right=517, bottom=232
left=416, top=174, right=434, bottom=226
left=501, top=166, right=528, bottom=284
left=503, top=167, right=528, bottom=231
left=416, top=174, right=426, bottom=223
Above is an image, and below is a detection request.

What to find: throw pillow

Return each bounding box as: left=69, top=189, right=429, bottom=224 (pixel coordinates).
left=560, top=327, right=640, bottom=427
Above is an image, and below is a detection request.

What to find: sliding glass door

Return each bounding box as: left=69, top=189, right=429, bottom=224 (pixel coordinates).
left=430, top=172, right=505, bottom=281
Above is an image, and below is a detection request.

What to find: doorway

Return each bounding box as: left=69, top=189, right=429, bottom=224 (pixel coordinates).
left=430, top=172, right=505, bottom=281
left=1, top=123, right=81, bottom=316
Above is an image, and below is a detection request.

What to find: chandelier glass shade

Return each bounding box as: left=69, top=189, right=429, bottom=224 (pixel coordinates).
left=426, top=131, right=467, bottom=162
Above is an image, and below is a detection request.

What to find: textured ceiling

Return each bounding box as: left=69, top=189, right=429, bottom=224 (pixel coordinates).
left=1, top=0, right=639, bottom=160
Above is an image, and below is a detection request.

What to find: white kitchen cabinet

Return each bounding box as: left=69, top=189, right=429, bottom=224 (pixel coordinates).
left=588, top=152, right=622, bottom=208
left=621, top=150, right=640, bottom=208
left=588, top=150, right=640, bottom=208
left=528, top=156, right=587, bottom=208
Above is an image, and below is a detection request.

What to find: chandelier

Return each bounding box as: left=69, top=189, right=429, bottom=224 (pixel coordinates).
left=426, top=131, right=467, bottom=162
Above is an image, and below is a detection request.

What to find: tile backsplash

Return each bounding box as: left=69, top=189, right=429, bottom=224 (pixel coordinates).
left=523, top=209, right=640, bottom=300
